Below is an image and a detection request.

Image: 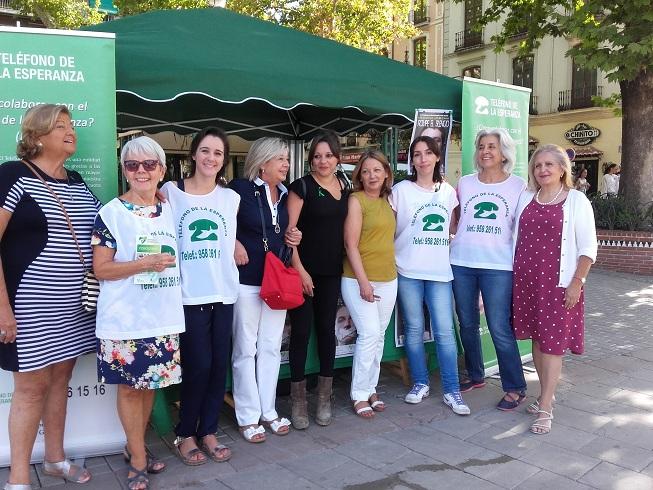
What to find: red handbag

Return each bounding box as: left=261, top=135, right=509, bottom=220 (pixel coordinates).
left=254, top=187, right=305, bottom=310
left=260, top=251, right=304, bottom=310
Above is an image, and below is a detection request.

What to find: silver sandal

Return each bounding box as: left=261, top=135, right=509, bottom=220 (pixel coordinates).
left=42, top=459, right=91, bottom=484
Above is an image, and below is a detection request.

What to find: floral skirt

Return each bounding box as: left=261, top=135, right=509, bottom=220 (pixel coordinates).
left=97, top=335, right=182, bottom=389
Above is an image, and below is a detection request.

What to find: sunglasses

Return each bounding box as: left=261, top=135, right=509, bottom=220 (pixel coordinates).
left=123, top=159, right=160, bottom=172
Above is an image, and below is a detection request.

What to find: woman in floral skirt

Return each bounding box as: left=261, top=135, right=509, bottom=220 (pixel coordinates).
left=93, top=136, right=185, bottom=490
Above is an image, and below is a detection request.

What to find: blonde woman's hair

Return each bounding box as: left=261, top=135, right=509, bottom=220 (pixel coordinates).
left=17, top=104, right=71, bottom=160
left=473, top=128, right=516, bottom=174
left=527, top=144, right=575, bottom=191
left=351, top=149, right=393, bottom=197
left=243, top=137, right=289, bottom=181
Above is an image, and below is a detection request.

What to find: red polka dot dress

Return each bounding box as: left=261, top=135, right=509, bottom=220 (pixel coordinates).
left=512, top=199, right=584, bottom=355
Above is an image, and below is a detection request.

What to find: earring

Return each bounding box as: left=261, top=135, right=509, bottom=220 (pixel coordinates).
left=261, top=168, right=265, bottom=174
left=37, top=141, right=43, bottom=148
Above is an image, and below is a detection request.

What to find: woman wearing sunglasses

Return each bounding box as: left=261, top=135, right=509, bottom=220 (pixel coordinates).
left=92, top=137, right=184, bottom=490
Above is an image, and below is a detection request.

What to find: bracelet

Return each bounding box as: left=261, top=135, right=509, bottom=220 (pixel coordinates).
left=573, top=276, right=586, bottom=285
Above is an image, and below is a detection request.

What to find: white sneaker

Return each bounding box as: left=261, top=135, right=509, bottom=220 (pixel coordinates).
left=443, top=392, right=471, bottom=415
left=405, top=383, right=430, bottom=404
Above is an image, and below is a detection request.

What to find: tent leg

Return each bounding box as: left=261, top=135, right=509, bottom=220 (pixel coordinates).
left=288, top=139, right=305, bottom=182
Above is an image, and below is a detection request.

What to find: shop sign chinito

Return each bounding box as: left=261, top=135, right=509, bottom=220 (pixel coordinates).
left=564, top=123, right=601, bottom=146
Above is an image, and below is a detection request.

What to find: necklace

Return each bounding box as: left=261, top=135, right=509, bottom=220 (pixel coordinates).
left=535, top=185, right=564, bottom=205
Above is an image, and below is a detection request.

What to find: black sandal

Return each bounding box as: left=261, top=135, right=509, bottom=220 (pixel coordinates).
left=123, top=445, right=166, bottom=474
left=126, top=465, right=149, bottom=490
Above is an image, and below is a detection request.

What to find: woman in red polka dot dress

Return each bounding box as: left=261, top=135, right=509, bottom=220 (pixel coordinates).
left=512, top=144, right=597, bottom=435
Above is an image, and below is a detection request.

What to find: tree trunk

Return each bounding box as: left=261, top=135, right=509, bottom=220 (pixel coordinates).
left=619, top=71, right=653, bottom=206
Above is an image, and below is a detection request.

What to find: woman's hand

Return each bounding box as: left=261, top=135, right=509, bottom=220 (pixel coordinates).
left=564, top=280, right=583, bottom=309
left=0, top=303, right=17, bottom=344
left=285, top=227, right=302, bottom=247
left=140, top=253, right=176, bottom=272
left=234, top=239, right=249, bottom=266
left=359, top=280, right=376, bottom=303
left=299, top=269, right=314, bottom=296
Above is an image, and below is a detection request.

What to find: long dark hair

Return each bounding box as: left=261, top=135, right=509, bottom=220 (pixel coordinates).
left=188, top=126, right=230, bottom=185
left=409, top=136, right=442, bottom=183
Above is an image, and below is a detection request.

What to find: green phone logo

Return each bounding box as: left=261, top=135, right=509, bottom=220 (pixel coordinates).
left=473, top=202, right=499, bottom=219
left=161, top=244, right=176, bottom=268
left=422, top=213, right=445, bottom=231
left=188, top=219, right=219, bottom=242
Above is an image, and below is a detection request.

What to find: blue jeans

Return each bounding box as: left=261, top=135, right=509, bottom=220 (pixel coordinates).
left=451, top=265, right=526, bottom=393
left=397, top=275, right=460, bottom=394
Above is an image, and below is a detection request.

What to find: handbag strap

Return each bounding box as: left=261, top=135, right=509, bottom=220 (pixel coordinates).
left=22, top=159, right=87, bottom=267
left=253, top=185, right=269, bottom=252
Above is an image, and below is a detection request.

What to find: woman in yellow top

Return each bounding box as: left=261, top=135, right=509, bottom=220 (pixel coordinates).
left=342, top=150, right=397, bottom=418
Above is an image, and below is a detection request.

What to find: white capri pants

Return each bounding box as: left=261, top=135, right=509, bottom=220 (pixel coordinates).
left=341, top=277, right=397, bottom=402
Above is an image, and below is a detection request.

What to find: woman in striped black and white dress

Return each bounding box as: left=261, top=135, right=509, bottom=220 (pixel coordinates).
left=0, top=105, right=98, bottom=489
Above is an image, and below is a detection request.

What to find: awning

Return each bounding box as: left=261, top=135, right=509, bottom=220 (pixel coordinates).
left=573, top=145, right=603, bottom=158
left=84, top=9, right=462, bottom=140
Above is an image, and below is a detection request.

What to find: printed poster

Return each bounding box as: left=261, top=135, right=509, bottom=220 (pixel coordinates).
left=409, top=109, right=452, bottom=175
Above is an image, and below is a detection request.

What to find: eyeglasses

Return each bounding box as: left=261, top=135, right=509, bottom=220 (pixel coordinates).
left=123, top=159, right=160, bottom=172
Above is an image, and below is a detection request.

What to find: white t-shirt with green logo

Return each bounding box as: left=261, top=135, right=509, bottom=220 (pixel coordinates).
left=450, top=173, right=526, bottom=271
left=391, top=180, right=458, bottom=281
left=161, top=182, right=240, bottom=305
left=95, top=198, right=184, bottom=340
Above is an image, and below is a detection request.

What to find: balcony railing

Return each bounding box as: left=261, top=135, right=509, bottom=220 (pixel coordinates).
left=558, top=85, right=603, bottom=111
left=455, top=29, right=483, bottom=51
left=0, top=0, right=16, bottom=10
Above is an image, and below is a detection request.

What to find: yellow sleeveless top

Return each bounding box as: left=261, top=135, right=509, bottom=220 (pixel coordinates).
left=343, top=191, right=397, bottom=282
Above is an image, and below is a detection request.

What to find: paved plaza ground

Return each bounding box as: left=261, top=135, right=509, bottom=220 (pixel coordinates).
left=4, top=268, right=653, bottom=489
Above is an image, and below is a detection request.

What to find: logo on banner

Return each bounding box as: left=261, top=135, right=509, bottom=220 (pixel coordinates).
left=473, top=202, right=499, bottom=219
left=422, top=214, right=445, bottom=231
left=475, top=96, right=490, bottom=115
left=189, top=219, right=219, bottom=242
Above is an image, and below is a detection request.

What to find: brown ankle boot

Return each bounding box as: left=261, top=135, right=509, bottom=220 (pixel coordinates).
left=315, top=376, right=333, bottom=426
left=291, top=380, right=309, bottom=429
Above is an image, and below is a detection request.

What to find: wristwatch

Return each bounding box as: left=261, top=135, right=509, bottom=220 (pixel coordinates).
left=573, top=276, right=586, bottom=285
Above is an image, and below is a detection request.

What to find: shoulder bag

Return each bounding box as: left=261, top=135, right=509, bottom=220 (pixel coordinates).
left=254, top=186, right=304, bottom=310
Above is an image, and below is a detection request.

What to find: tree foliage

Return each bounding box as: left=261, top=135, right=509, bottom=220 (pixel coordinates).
left=226, top=0, right=417, bottom=53
left=9, top=0, right=104, bottom=29
left=465, top=0, right=653, bottom=84
left=112, top=0, right=210, bottom=17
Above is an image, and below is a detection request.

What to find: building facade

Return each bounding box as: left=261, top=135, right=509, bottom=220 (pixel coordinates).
left=391, top=0, right=623, bottom=193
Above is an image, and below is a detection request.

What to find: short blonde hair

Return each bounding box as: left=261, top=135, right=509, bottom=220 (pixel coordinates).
left=243, top=137, right=289, bottom=181
left=120, top=136, right=166, bottom=167
left=17, top=104, right=71, bottom=160
left=473, top=128, right=516, bottom=174
left=527, top=144, right=575, bottom=191
left=351, top=149, right=393, bottom=197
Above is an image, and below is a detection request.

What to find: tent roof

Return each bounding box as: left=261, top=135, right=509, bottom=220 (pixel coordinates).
left=85, top=8, right=462, bottom=139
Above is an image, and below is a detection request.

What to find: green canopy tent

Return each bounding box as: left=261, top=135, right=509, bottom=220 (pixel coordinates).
left=84, top=8, right=462, bottom=141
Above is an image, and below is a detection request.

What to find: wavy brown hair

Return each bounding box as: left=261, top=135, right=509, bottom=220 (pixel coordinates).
left=17, top=104, right=71, bottom=160
left=351, top=149, right=393, bottom=197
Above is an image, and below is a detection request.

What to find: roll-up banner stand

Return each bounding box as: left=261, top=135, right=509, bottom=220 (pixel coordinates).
left=0, top=26, right=121, bottom=466
left=461, top=77, right=533, bottom=374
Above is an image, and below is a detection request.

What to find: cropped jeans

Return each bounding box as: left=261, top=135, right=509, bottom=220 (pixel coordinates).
left=451, top=265, right=527, bottom=394
left=397, top=275, right=459, bottom=394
